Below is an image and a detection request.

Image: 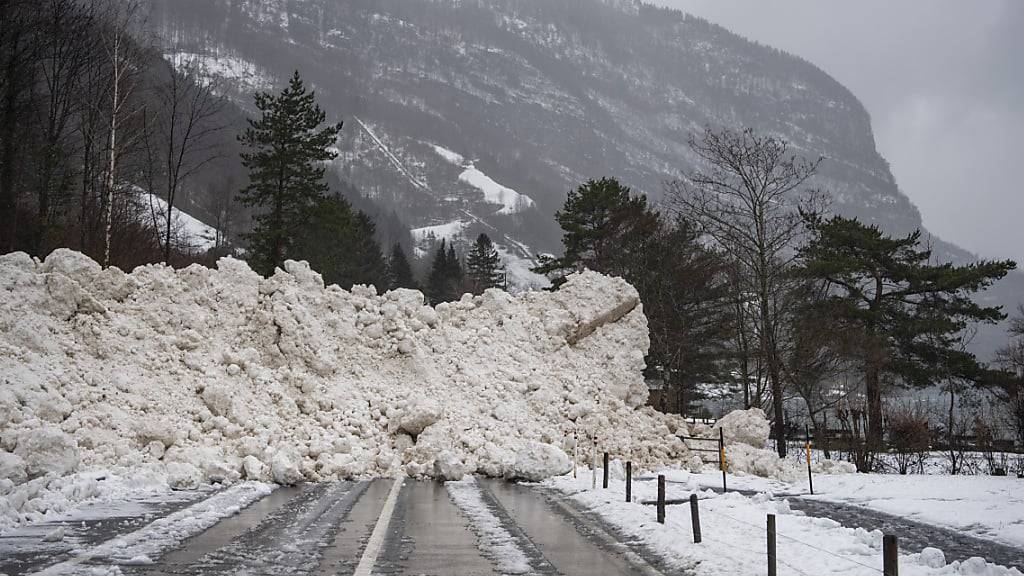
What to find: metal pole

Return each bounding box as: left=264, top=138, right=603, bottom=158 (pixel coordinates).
left=626, top=461, right=632, bottom=502
left=767, top=514, right=777, bottom=576
left=657, top=474, right=666, bottom=524
left=689, top=493, right=702, bottom=543
left=719, top=428, right=727, bottom=492
left=603, top=452, right=609, bottom=489
left=573, top=426, right=578, bottom=479
left=883, top=535, right=899, bottom=576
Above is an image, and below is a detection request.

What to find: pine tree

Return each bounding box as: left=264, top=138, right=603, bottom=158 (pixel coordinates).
left=799, top=213, right=1015, bottom=469
left=294, top=194, right=386, bottom=289
left=426, top=239, right=467, bottom=304
left=386, top=242, right=418, bottom=291
left=237, top=70, right=343, bottom=276
left=466, top=233, right=502, bottom=293
left=533, top=177, right=658, bottom=284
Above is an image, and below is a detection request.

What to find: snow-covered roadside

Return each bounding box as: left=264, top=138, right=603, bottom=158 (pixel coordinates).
left=678, top=468, right=1024, bottom=550
left=34, top=481, right=273, bottom=574
left=545, top=471, right=1022, bottom=576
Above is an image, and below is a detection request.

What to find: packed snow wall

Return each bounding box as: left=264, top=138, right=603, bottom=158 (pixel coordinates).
left=0, top=250, right=691, bottom=494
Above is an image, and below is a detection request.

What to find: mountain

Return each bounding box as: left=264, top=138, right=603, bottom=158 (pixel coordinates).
left=147, top=0, right=1021, bottom=357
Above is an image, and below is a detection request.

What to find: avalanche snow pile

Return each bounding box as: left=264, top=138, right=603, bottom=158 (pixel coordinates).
left=0, top=250, right=692, bottom=517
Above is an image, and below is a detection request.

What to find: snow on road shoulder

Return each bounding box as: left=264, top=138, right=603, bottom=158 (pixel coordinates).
left=36, top=481, right=273, bottom=575
left=446, top=477, right=533, bottom=574
left=545, top=471, right=1022, bottom=576
left=806, top=474, right=1024, bottom=549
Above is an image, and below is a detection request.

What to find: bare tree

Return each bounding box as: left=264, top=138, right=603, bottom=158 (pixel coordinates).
left=144, top=59, right=225, bottom=261
left=667, top=127, right=826, bottom=457
left=995, top=306, right=1024, bottom=450
left=98, top=0, right=146, bottom=267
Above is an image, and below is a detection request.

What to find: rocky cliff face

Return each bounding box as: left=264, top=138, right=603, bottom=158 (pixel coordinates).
left=149, top=0, right=1019, bottom=355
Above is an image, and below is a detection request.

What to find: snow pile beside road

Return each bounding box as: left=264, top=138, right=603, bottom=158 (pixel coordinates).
left=0, top=249, right=692, bottom=528
left=702, top=408, right=856, bottom=481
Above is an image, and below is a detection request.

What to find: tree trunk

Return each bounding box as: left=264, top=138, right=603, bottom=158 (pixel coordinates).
left=865, top=361, right=884, bottom=454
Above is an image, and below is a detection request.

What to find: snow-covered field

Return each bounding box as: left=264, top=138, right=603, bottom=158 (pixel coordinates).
left=547, top=469, right=1022, bottom=575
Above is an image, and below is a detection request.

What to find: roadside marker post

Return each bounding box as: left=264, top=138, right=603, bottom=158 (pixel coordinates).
left=602, top=452, right=609, bottom=489
left=625, top=461, right=632, bottom=502
left=591, top=435, right=597, bottom=490
left=883, top=535, right=899, bottom=576
left=656, top=474, right=666, bottom=524
left=719, top=428, right=727, bottom=492
left=689, top=493, right=701, bottom=543
left=805, top=425, right=814, bottom=495
left=767, top=514, right=777, bottom=576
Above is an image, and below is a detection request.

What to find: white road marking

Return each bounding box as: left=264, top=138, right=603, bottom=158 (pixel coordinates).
left=352, top=476, right=405, bottom=576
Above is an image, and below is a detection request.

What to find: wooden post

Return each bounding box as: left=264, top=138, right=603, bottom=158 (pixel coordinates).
left=689, top=493, right=701, bottom=543
left=603, top=452, right=609, bottom=489
left=657, top=474, right=666, bottom=524
left=719, top=428, right=727, bottom=492
left=626, top=461, right=632, bottom=502
left=883, top=535, right=899, bottom=576
left=806, top=425, right=814, bottom=495
left=767, top=514, right=777, bottom=576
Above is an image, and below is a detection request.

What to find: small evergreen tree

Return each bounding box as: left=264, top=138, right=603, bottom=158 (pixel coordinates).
left=386, top=242, right=418, bottom=291
left=237, top=70, right=343, bottom=276
left=466, top=233, right=502, bottom=293
left=799, top=213, right=1015, bottom=468
left=533, top=177, right=658, bottom=284
left=426, top=239, right=466, bottom=304
left=294, top=195, right=386, bottom=289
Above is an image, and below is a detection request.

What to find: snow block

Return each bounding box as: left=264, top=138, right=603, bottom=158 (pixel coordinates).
left=506, top=442, right=572, bottom=482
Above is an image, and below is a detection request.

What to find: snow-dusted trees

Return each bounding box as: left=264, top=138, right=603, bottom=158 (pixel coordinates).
left=995, top=306, right=1024, bottom=450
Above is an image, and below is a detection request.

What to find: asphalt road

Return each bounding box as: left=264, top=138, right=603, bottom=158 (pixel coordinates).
left=0, top=479, right=670, bottom=576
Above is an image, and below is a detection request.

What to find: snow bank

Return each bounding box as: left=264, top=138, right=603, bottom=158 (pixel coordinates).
left=0, top=249, right=693, bottom=528
left=713, top=408, right=770, bottom=448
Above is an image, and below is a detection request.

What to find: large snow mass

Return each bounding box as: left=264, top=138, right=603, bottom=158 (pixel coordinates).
left=0, top=249, right=698, bottom=526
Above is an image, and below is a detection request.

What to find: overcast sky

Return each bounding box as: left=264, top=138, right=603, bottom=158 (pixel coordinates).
left=655, top=0, right=1024, bottom=265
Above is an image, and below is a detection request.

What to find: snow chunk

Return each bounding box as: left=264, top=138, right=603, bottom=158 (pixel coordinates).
left=919, top=547, right=946, bottom=568
left=0, top=451, right=28, bottom=484
left=14, top=426, right=79, bottom=478
left=271, top=449, right=304, bottom=485
left=713, top=408, right=770, bottom=448
left=506, top=442, right=572, bottom=482
left=398, top=397, right=442, bottom=437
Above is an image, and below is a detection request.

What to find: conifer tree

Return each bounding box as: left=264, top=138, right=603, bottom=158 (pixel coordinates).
left=386, top=242, right=418, bottom=291
left=237, top=70, right=343, bottom=276
left=426, top=239, right=466, bottom=304
left=533, top=177, right=658, bottom=284
left=466, top=233, right=502, bottom=293
left=294, top=194, right=386, bottom=289
left=799, top=213, right=1015, bottom=469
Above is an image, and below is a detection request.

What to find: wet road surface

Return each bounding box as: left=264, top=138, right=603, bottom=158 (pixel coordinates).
left=2, top=479, right=670, bottom=576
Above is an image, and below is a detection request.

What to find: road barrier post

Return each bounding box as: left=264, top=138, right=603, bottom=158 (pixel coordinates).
left=883, top=535, right=899, bottom=576
left=719, top=428, right=727, bottom=492
left=805, top=425, right=814, bottom=495
left=625, top=461, right=632, bottom=502
left=767, top=514, right=777, bottom=576
left=603, top=452, right=609, bottom=489
left=657, top=474, right=666, bottom=524
left=689, top=493, right=701, bottom=543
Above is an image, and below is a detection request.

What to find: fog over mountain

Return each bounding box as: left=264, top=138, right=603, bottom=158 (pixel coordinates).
left=149, top=0, right=1021, bottom=358
left=659, top=0, right=1024, bottom=267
